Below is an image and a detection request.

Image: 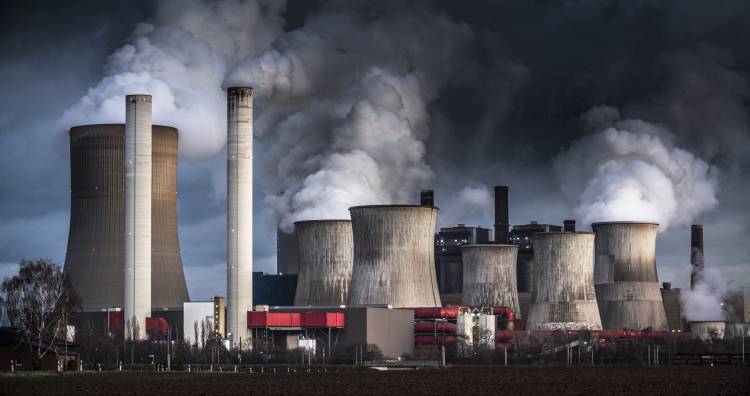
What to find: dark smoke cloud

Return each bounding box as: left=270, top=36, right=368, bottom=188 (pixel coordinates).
left=1, top=0, right=749, bottom=300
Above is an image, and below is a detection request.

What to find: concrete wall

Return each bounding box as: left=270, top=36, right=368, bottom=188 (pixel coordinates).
left=527, top=232, right=602, bottom=330
left=348, top=205, right=441, bottom=308
left=593, top=222, right=668, bottom=330
left=340, top=307, right=415, bottom=358
left=460, top=245, right=520, bottom=317
left=64, top=124, right=189, bottom=312
left=294, top=220, right=353, bottom=306
left=226, top=87, right=254, bottom=348
left=124, top=94, right=152, bottom=339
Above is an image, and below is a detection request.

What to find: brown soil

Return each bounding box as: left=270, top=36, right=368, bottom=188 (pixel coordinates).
left=1, top=366, right=747, bottom=395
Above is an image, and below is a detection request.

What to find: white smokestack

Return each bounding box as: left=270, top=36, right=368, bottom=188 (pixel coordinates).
left=124, top=94, right=152, bottom=340
left=226, top=87, right=253, bottom=348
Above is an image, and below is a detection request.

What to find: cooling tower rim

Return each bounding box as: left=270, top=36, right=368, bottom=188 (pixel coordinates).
left=460, top=244, right=517, bottom=249
left=349, top=204, right=439, bottom=210
left=294, top=219, right=352, bottom=225
left=689, top=320, right=726, bottom=324
left=591, top=221, right=659, bottom=226
left=69, top=123, right=177, bottom=131
left=227, top=86, right=254, bottom=92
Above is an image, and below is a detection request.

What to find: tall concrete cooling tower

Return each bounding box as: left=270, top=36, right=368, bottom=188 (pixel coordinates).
left=294, top=220, right=353, bottom=306
left=592, top=222, right=668, bottom=330
left=348, top=205, right=441, bottom=308
left=226, top=87, right=253, bottom=348
left=461, top=245, right=520, bottom=315
left=64, top=123, right=189, bottom=317
left=527, top=232, right=602, bottom=330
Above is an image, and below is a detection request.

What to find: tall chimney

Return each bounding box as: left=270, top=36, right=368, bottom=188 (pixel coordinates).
left=227, top=87, right=253, bottom=348
left=690, top=224, right=704, bottom=290
left=563, top=219, right=576, bottom=232
left=124, top=94, right=152, bottom=340
left=420, top=190, right=434, bottom=207
left=494, top=186, right=509, bottom=244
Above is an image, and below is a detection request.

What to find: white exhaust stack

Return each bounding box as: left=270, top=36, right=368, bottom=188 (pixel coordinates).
left=226, top=87, right=253, bottom=349
left=124, top=94, right=152, bottom=340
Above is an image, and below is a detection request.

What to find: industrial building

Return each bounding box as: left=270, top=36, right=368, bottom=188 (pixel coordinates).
left=253, top=272, right=297, bottom=306
left=294, top=220, right=353, bottom=306
left=661, top=282, right=686, bottom=332
left=593, top=222, right=668, bottom=331
left=277, top=228, right=299, bottom=274
left=64, top=123, right=189, bottom=314
left=527, top=232, right=602, bottom=330
left=348, top=205, right=441, bottom=308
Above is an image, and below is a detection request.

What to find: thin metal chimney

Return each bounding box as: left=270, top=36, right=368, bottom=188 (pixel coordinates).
left=563, top=219, right=576, bottom=232
left=420, top=190, right=434, bottom=207
left=124, top=94, right=152, bottom=340
left=227, top=87, right=253, bottom=349
left=494, top=186, right=509, bottom=244
left=690, top=224, right=704, bottom=290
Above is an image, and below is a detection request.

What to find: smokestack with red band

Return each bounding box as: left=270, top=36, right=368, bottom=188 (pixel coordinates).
left=563, top=219, right=576, bottom=232
left=494, top=186, right=509, bottom=244
left=420, top=190, right=434, bottom=207
left=690, top=224, right=704, bottom=290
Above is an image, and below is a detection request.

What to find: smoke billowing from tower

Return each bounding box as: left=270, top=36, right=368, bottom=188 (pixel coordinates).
left=124, top=94, right=152, bottom=339
left=226, top=87, right=253, bottom=348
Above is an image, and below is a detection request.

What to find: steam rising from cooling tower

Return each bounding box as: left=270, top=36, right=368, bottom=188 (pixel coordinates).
left=294, top=220, right=353, bottom=306
left=527, top=232, right=602, bottom=330
left=461, top=245, right=520, bottom=316
left=124, top=94, right=152, bottom=339
left=556, top=106, right=719, bottom=231
left=593, top=222, right=668, bottom=330
left=348, top=205, right=441, bottom=308
left=226, top=87, right=253, bottom=348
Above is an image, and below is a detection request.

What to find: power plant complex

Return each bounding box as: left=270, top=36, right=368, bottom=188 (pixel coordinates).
left=62, top=89, right=749, bottom=361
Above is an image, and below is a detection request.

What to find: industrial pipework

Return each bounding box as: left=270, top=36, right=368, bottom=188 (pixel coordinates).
left=592, top=222, right=668, bottom=331
left=527, top=232, right=602, bottom=330
left=294, top=220, right=354, bottom=306
left=348, top=205, right=441, bottom=308
left=226, top=87, right=254, bottom=348
left=460, top=244, right=520, bottom=318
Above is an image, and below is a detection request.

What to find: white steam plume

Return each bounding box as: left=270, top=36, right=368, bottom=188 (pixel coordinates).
left=555, top=106, right=720, bottom=231
left=681, top=267, right=730, bottom=321
left=59, top=0, right=285, bottom=158
left=226, top=6, right=475, bottom=230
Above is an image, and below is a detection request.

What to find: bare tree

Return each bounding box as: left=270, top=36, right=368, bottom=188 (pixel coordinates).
left=0, top=258, right=80, bottom=370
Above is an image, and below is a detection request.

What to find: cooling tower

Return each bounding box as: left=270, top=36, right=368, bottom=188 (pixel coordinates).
left=348, top=205, right=441, bottom=308
left=527, top=232, right=602, bottom=330
left=64, top=124, right=189, bottom=314
left=460, top=245, right=520, bottom=316
left=592, top=222, right=668, bottom=331
left=226, top=87, right=253, bottom=348
left=294, top=220, right=353, bottom=306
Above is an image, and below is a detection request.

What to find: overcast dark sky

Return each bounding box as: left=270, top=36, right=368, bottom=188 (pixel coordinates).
left=1, top=0, right=749, bottom=301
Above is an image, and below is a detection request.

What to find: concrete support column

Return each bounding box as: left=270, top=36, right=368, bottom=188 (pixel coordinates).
left=227, top=87, right=253, bottom=349
left=124, top=94, right=152, bottom=340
